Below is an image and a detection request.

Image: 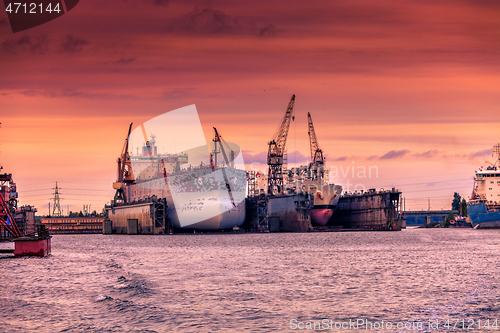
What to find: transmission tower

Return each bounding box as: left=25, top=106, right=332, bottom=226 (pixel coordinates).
left=52, top=182, right=62, bottom=217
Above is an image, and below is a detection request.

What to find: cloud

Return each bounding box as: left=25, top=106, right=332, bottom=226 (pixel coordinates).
left=330, top=156, right=347, bottom=161
left=117, top=57, right=137, bottom=64
left=243, top=150, right=309, bottom=167
left=259, top=24, right=278, bottom=37
left=472, top=148, right=493, bottom=158
left=167, top=7, right=278, bottom=37
left=152, top=0, right=170, bottom=5
left=17, top=88, right=135, bottom=100
left=1, top=34, right=50, bottom=55
left=287, top=150, right=310, bottom=164
left=160, top=88, right=195, bottom=99
left=60, top=35, right=89, bottom=54
left=243, top=150, right=267, bottom=165
left=413, top=149, right=441, bottom=158
left=379, top=149, right=410, bottom=160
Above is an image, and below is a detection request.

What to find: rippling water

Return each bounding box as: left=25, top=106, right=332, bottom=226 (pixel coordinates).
left=1, top=229, right=500, bottom=332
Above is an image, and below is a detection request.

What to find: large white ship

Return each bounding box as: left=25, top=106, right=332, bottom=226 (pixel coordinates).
left=111, top=106, right=247, bottom=230
left=468, top=143, right=500, bottom=228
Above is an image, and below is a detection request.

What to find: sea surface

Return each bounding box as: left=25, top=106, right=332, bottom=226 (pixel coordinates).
left=1, top=229, right=500, bottom=332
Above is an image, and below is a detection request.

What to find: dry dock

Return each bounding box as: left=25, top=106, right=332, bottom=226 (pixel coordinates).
left=329, top=188, right=403, bottom=231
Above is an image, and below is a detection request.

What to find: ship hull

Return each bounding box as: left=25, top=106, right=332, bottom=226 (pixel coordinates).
left=310, top=207, right=334, bottom=226
left=304, top=182, right=342, bottom=226
left=467, top=202, right=500, bottom=229
left=126, top=168, right=247, bottom=230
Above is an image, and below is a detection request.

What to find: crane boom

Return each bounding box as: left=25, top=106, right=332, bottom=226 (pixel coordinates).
left=307, top=112, right=323, bottom=164
left=307, top=112, right=324, bottom=181
left=270, top=94, right=295, bottom=155
left=267, top=94, right=295, bottom=195
left=113, top=123, right=134, bottom=204
left=213, top=127, right=236, bottom=207
left=119, top=123, right=133, bottom=183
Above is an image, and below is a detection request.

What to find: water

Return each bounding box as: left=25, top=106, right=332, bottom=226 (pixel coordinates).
left=1, top=229, right=500, bottom=332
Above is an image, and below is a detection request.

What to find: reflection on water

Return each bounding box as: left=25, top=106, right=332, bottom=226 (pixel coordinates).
left=1, top=229, right=500, bottom=332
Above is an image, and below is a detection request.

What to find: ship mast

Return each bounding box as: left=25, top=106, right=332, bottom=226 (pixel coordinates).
left=494, top=143, right=500, bottom=167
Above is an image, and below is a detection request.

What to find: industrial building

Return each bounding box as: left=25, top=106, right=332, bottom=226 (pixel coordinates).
left=41, top=216, right=105, bottom=234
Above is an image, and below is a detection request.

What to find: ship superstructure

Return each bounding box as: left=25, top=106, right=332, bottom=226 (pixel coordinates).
left=468, top=143, right=500, bottom=228
left=109, top=111, right=247, bottom=232
left=471, top=143, right=500, bottom=202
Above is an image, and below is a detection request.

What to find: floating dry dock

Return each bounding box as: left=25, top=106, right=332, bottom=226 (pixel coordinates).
left=103, top=188, right=402, bottom=234
left=246, top=192, right=313, bottom=232
left=329, top=188, right=403, bottom=231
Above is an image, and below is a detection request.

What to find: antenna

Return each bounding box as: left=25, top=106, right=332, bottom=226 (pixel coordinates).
left=52, top=182, right=62, bottom=217
left=494, top=143, right=500, bottom=166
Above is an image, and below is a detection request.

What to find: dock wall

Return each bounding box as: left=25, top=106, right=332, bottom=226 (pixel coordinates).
left=330, top=189, right=402, bottom=230
left=106, top=199, right=167, bottom=234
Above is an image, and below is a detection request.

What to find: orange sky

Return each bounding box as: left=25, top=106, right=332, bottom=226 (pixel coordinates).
left=1, top=0, right=500, bottom=213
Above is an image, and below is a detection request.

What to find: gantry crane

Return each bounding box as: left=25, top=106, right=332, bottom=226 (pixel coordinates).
left=307, top=112, right=325, bottom=181
left=113, top=123, right=134, bottom=204
left=267, top=94, right=295, bottom=195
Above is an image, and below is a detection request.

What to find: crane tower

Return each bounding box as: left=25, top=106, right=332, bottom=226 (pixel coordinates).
left=267, top=94, right=295, bottom=195
left=307, top=112, right=325, bottom=181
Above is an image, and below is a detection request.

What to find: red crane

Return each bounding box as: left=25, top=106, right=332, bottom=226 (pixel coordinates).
left=0, top=174, right=21, bottom=238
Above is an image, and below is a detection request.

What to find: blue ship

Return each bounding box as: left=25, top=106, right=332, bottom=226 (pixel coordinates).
left=467, top=201, right=500, bottom=228
left=467, top=143, right=500, bottom=228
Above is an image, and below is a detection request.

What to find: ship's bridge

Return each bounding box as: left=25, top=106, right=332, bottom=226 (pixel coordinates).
left=474, top=168, right=500, bottom=202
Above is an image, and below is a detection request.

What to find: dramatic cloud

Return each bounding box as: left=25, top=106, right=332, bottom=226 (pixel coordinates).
left=258, top=24, right=278, bottom=37
left=243, top=150, right=309, bottom=166
left=1, top=34, right=50, bottom=54
left=413, top=149, right=441, bottom=158
left=152, top=0, right=170, bottom=5
left=2, top=0, right=500, bottom=211
left=166, top=7, right=278, bottom=36
left=243, top=151, right=267, bottom=165
left=117, top=57, right=137, bottom=64
left=60, top=34, right=89, bottom=54
left=379, top=150, right=410, bottom=160
left=286, top=151, right=310, bottom=164
left=472, top=148, right=493, bottom=158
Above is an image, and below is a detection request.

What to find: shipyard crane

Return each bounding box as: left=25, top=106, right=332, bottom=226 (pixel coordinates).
left=0, top=178, right=21, bottom=238
left=213, top=127, right=236, bottom=207
left=267, top=94, right=295, bottom=195
left=307, top=112, right=325, bottom=181
left=113, top=123, right=134, bottom=204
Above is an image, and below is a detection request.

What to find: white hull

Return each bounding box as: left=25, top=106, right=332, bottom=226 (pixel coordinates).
left=126, top=168, right=247, bottom=229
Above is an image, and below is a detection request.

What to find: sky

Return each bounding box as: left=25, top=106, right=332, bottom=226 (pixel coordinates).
left=1, top=0, right=500, bottom=214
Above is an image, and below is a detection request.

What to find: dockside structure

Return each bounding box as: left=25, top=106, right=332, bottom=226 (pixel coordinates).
left=330, top=188, right=403, bottom=230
